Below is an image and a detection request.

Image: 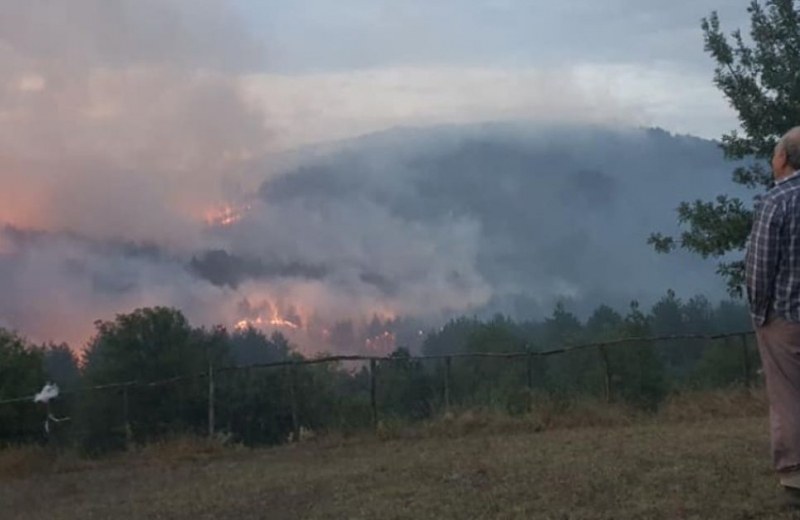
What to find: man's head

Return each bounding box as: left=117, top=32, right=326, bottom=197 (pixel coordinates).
left=773, top=127, right=800, bottom=181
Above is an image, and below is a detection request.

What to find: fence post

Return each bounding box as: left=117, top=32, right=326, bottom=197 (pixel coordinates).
left=740, top=334, right=751, bottom=389
left=526, top=352, right=534, bottom=412
left=444, top=356, right=452, bottom=414
left=598, top=345, right=612, bottom=403
left=289, top=364, right=300, bottom=442
left=44, top=400, right=52, bottom=444
left=207, top=359, right=215, bottom=439
left=370, top=359, right=378, bottom=429
left=123, top=386, right=133, bottom=444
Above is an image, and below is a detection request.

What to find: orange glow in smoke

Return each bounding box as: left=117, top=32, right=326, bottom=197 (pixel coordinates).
left=364, top=331, right=397, bottom=352
left=204, top=203, right=250, bottom=228
left=235, top=300, right=303, bottom=332
left=235, top=315, right=301, bottom=332
left=232, top=295, right=402, bottom=354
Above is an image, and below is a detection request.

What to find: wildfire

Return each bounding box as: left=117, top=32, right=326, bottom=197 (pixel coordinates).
left=204, top=203, right=250, bottom=228
left=235, top=315, right=301, bottom=332
left=232, top=296, right=406, bottom=354
left=234, top=299, right=304, bottom=332
left=364, top=331, right=397, bottom=352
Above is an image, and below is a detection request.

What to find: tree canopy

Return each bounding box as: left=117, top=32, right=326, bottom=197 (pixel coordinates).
left=650, top=0, right=800, bottom=295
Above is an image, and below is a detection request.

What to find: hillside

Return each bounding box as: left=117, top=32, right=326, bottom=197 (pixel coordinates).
left=233, top=123, right=747, bottom=319
left=1, top=122, right=750, bottom=350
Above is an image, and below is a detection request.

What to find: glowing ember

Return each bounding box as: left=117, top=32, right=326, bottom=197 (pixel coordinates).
left=235, top=315, right=301, bottom=331
left=204, top=203, right=250, bottom=228
left=364, top=330, right=396, bottom=352
left=270, top=316, right=301, bottom=330
left=233, top=297, right=406, bottom=354
left=235, top=300, right=303, bottom=332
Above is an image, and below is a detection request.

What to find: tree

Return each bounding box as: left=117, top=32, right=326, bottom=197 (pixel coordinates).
left=585, top=305, right=624, bottom=340
left=649, top=0, right=800, bottom=295
left=421, top=316, right=482, bottom=356
left=543, top=303, right=595, bottom=397
left=0, top=329, right=45, bottom=444
left=610, top=302, right=668, bottom=410
left=542, top=302, right=583, bottom=346
left=712, top=299, right=752, bottom=333
left=0, top=329, right=44, bottom=397
left=375, top=348, right=435, bottom=420
left=83, top=308, right=210, bottom=383
left=228, top=328, right=291, bottom=366
left=650, top=290, right=685, bottom=337
left=683, top=295, right=714, bottom=334
left=41, top=343, right=80, bottom=389
left=460, top=315, right=528, bottom=410
left=80, top=307, right=226, bottom=450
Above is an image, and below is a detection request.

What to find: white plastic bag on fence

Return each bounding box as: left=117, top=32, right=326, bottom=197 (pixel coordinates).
left=33, top=382, right=59, bottom=403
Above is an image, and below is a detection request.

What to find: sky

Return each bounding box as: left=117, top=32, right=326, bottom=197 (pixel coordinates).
left=0, top=0, right=756, bottom=348
left=234, top=0, right=744, bottom=73
left=227, top=0, right=747, bottom=147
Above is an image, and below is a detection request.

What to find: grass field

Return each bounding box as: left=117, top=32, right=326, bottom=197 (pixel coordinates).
left=2, top=391, right=798, bottom=519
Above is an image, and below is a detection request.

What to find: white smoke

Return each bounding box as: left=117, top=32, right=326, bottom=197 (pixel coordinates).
left=0, top=1, right=735, bottom=353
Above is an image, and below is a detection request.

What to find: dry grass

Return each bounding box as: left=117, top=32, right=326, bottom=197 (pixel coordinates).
left=660, top=387, right=769, bottom=422
left=0, top=434, right=239, bottom=481
left=0, top=445, right=100, bottom=481
left=129, top=434, right=242, bottom=466
left=3, top=388, right=794, bottom=520
left=376, top=400, right=638, bottom=442
left=376, top=388, right=767, bottom=442
left=0, top=445, right=58, bottom=480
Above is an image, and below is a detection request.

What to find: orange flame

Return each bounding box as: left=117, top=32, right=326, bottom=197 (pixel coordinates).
left=235, top=315, right=301, bottom=332
left=364, top=331, right=397, bottom=352
left=204, top=203, right=251, bottom=228
left=235, top=301, right=303, bottom=332
left=233, top=295, right=403, bottom=354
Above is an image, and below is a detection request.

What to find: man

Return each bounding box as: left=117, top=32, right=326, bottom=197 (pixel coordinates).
left=746, top=126, right=800, bottom=507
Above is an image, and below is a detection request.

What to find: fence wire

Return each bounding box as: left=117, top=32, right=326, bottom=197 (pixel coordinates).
left=0, top=330, right=759, bottom=449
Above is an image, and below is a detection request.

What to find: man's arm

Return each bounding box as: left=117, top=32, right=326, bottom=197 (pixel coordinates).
left=746, top=197, right=784, bottom=323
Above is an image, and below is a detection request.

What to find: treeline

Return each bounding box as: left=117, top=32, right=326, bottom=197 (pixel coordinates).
left=423, top=292, right=755, bottom=413
left=0, top=292, right=755, bottom=452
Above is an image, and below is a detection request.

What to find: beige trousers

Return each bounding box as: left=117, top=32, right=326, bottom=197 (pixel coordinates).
left=756, top=315, right=800, bottom=474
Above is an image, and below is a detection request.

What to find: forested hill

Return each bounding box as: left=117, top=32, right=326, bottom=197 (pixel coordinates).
left=220, top=123, right=746, bottom=321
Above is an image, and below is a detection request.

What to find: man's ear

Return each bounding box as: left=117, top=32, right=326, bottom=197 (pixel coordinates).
left=777, top=147, right=789, bottom=170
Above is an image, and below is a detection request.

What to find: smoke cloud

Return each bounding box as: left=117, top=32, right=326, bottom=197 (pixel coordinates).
left=0, top=0, right=267, bottom=246
left=0, top=1, right=738, bottom=353
left=0, top=0, right=269, bottom=345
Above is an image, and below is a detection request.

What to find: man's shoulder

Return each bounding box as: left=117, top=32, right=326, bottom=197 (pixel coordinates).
left=769, top=175, right=800, bottom=199
left=762, top=179, right=800, bottom=207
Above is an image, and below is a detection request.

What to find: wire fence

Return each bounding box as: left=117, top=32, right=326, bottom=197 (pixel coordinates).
left=0, top=330, right=759, bottom=448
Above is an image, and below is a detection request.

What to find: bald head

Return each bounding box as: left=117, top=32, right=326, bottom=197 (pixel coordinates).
left=780, top=127, right=800, bottom=167
left=773, top=127, right=800, bottom=181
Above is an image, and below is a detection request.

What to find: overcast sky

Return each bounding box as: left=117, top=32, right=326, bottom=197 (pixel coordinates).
left=233, top=0, right=745, bottom=73
left=216, top=0, right=750, bottom=148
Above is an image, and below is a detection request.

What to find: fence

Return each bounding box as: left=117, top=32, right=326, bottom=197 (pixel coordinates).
left=0, top=330, right=759, bottom=447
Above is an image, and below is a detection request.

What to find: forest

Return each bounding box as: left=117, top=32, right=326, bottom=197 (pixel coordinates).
left=0, top=290, right=755, bottom=453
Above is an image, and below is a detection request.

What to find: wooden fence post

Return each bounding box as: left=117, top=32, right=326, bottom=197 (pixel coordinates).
left=526, top=353, right=534, bottom=391
left=44, top=400, right=52, bottom=444
left=123, top=386, right=133, bottom=444
left=444, top=356, right=452, bottom=414
left=370, top=359, right=378, bottom=429
left=207, top=360, right=215, bottom=439
left=598, top=345, right=612, bottom=403
left=526, top=352, right=534, bottom=412
left=289, top=364, right=300, bottom=442
left=740, top=334, right=751, bottom=389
